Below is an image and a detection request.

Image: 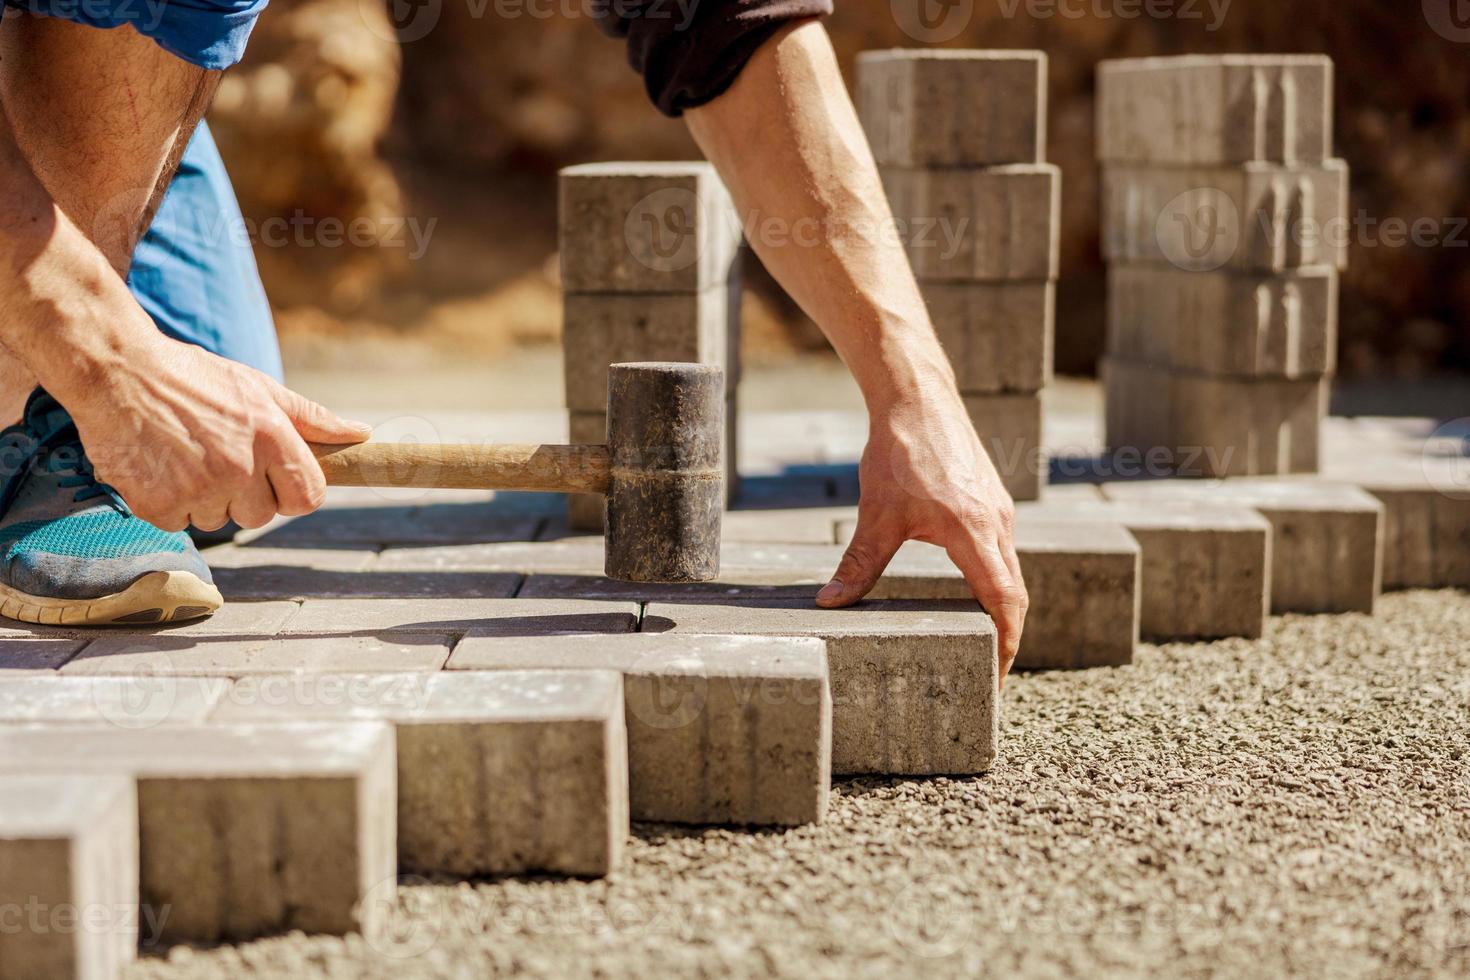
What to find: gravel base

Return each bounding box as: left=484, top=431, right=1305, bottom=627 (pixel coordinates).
left=130, top=590, right=1470, bottom=980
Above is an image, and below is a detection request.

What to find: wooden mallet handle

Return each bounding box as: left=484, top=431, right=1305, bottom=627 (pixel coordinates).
left=310, top=442, right=612, bottom=495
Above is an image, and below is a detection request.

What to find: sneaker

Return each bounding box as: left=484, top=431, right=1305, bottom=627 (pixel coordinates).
left=0, top=389, right=222, bottom=626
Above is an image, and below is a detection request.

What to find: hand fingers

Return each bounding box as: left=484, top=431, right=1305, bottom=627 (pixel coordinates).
left=270, top=381, right=373, bottom=446
left=816, top=516, right=902, bottom=608
left=227, top=469, right=281, bottom=530
left=266, top=433, right=329, bottom=517
left=187, top=510, right=231, bottom=533
left=945, top=529, right=1028, bottom=687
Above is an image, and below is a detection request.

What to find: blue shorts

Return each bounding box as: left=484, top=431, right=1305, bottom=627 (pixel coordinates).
left=129, top=123, right=283, bottom=380
left=3, top=0, right=268, bottom=69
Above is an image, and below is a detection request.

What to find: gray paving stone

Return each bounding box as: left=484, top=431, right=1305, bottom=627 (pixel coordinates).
left=558, top=162, right=742, bottom=294
left=965, top=392, right=1045, bottom=501
left=0, top=774, right=138, bottom=979
left=1010, top=522, right=1141, bottom=668
left=1102, top=479, right=1384, bottom=614
left=376, top=539, right=605, bottom=575
left=1103, top=357, right=1325, bottom=477
left=645, top=600, right=997, bottom=776
left=0, top=600, right=300, bottom=640
left=562, top=286, right=732, bottom=412
left=926, top=280, right=1054, bottom=393
left=212, top=671, right=628, bottom=877
left=1017, top=500, right=1271, bottom=640
left=211, top=545, right=522, bottom=601
left=0, top=639, right=85, bottom=674
left=0, top=722, right=397, bottom=944
left=0, top=675, right=225, bottom=726
left=1314, top=457, right=1470, bottom=590
left=449, top=633, right=830, bottom=827
left=1098, top=55, right=1334, bottom=165
left=1101, top=159, right=1349, bottom=272
left=254, top=502, right=543, bottom=548
left=62, top=634, right=455, bottom=677
left=858, top=49, right=1047, bottom=166
left=881, top=163, right=1061, bottom=282
left=722, top=507, right=851, bottom=545
left=1107, top=264, right=1337, bottom=378
left=283, top=598, right=640, bottom=637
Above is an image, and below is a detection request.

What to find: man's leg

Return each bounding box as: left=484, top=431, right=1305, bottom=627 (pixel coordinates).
left=128, top=122, right=284, bottom=382
left=0, top=11, right=217, bottom=273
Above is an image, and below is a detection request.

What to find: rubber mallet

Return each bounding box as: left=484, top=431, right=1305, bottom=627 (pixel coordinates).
left=310, top=362, right=723, bottom=583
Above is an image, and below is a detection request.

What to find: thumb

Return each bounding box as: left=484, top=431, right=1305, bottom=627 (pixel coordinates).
left=816, top=519, right=901, bottom=608
left=271, top=383, right=373, bottom=444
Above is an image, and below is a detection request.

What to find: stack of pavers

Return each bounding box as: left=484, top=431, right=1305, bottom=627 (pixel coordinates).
left=558, top=162, right=744, bottom=529
left=857, top=49, right=1060, bottom=501
left=1098, top=55, right=1348, bottom=477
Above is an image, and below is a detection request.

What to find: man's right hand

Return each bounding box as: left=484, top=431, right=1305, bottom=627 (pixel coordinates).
left=67, top=336, right=372, bottom=532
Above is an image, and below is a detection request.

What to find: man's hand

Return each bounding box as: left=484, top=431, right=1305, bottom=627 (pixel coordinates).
left=816, top=390, right=1028, bottom=679
left=68, top=336, right=371, bottom=532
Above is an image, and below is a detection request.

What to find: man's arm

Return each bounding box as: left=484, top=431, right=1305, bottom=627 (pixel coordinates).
left=0, top=14, right=368, bottom=531
left=685, top=20, right=1028, bottom=677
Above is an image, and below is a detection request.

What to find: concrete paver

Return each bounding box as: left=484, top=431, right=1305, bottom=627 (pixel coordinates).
left=0, top=675, right=224, bottom=726
left=280, top=598, right=638, bottom=636
left=1108, top=264, right=1337, bottom=378
left=1098, top=55, right=1334, bottom=165
left=881, top=164, right=1061, bottom=282
left=1103, top=478, right=1383, bottom=614
left=212, top=671, right=628, bottom=877
left=0, top=639, right=86, bottom=674
left=0, top=774, right=138, bottom=980
left=646, top=600, right=997, bottom=776
left=858, top=50, right=1047, bottom=167
left=449, top=633, right=831, bottom=826
left=62, top=634, right=455, bottom=677
left=1101, top=160, right=1349, bottom=272
left=1017, top=499, right=1272, bottom=639
left=0, top=723, right=397, bottom=944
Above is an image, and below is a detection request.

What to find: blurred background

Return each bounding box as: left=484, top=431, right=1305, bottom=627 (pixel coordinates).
left=204, top=0, right=1470, bottom=401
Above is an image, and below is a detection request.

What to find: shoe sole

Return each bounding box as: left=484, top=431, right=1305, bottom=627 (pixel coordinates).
left=0, top=571, right=223, bottom=627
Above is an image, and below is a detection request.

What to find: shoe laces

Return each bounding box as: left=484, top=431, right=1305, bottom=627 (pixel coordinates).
left=0, top=416, right=131, bottom=520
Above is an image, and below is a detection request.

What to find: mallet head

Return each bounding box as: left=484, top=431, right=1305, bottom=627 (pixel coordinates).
left=604, top=362, right=723, bottom=583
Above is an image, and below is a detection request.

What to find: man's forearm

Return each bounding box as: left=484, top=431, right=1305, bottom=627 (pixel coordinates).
left=0, top=117, right=164, bottom=401
left=684, top=19, right=959, bottom=412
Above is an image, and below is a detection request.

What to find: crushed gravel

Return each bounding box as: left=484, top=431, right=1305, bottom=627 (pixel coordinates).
left=130, top=589, right=1470, bottom=980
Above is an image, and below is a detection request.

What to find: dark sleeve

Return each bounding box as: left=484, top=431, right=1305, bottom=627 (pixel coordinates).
left=592, top=0, right=834, bottom=117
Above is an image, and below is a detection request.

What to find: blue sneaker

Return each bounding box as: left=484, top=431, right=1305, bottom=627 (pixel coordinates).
left=0, top=389, right=221, bottom=626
